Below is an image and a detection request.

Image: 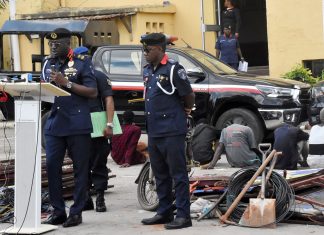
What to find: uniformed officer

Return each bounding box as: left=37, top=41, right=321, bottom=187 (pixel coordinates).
left=42, top=28, right=97, bottom=227
left=215, top=24, right=244, bottom=69
left=73, top=46, right=115, bottom=213
left=140, top=33, right=195, bottom=229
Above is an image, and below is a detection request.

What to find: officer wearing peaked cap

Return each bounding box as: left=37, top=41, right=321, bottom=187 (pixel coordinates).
left=140, top=33, right=195, bottom=229
left=45, top=28, right=71, bottom=40
left=42, top=28, right=97, bottom=227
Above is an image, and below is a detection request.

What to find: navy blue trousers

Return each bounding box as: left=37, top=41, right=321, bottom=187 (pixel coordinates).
left=45, top=134, right=91, bottom=216
left=89, top=137, right=110, bottom=191
left=148, top=135, right=190, bottom=218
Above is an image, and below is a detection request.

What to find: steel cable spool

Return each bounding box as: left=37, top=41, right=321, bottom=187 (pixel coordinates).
left=226, top=167, right=295, bottom=225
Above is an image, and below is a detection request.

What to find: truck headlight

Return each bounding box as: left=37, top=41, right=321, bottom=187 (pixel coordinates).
left=256, top=85, right=299, bottom=99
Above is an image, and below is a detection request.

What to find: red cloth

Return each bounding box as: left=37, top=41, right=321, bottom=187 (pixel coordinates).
left=111, top=124, right=145, bottom=165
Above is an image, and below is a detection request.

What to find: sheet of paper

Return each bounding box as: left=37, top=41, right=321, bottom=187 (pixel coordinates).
left=90, top=111, right=122, bottom=138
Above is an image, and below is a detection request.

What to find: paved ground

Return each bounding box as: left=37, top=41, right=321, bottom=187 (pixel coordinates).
left=0, top=121, right=323, bottom=234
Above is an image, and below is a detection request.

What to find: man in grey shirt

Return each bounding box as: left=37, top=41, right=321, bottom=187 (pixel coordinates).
left=202, top=124, right=261, bottom=168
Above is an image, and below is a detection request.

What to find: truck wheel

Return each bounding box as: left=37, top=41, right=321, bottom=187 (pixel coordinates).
left=41, top=111, right=51, bottom=150
left=215, top=108, right=264, bottom=143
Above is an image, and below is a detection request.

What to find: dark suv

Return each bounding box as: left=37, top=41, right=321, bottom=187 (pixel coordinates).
left=1, top=44, right=320, bottom=145
left=94, top=46, right=312, bottom=142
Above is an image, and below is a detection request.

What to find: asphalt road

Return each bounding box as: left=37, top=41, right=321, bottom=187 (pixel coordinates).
left=0, top=121, right=323, bottom=234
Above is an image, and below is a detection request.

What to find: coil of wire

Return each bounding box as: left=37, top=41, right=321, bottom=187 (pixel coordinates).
left=226, top=167, right=295, bottom=226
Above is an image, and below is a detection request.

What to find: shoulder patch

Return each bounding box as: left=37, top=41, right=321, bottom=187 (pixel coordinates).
left=177, top=68, right=187, bottom=80
left=107, top=79, right=112, bottom=86
left=89, top=64, right=95, bottom=74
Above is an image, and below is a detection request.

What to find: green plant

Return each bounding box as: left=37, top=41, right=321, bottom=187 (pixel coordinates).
left=282, top=64, right=319, bottom=85
left=0, top=0, right=8, bottom=9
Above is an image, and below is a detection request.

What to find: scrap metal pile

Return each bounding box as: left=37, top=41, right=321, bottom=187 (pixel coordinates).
left=189, top=151, right=324, bottom=227
left=0, top=155, right=75, bottom=198
left=0, top=155, right=75, bottom=222
left=0, top=154, right=115, bottom=223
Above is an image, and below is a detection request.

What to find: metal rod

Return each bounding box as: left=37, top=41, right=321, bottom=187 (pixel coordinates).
left=200, top=0, right=205, bottom=50
left=295, top=195, right=324, bottom=208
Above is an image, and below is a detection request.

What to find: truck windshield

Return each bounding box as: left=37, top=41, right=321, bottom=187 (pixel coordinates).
left=182, top=48, right=237, bottom=75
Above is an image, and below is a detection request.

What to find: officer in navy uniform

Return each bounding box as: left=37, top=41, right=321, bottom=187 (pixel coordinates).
left=140, top=33, right=195, bottom=230
left=73, top=46, right=115, bottom=213
left=42, top=28, right=97, bottom=227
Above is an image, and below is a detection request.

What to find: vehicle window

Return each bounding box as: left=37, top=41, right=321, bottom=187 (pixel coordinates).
left=182, top=48, right=237, bottom=74
left=166, top=52, right=196, bottom=71
left=110, top=50, right=142, bottom=75
left=102, top=51, right=110, bottom=73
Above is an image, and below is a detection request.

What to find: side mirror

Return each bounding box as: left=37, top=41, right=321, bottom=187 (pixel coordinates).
left=186, top=67, right=205, bottom=79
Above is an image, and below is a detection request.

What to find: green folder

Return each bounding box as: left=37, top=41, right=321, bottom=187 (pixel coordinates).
left=90, top=111, right=122, bottom=138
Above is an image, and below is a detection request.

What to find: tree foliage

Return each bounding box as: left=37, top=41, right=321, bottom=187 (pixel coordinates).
left=282, top=64, right=321, bottom=85
left=0, top=0, right=9, bottom=10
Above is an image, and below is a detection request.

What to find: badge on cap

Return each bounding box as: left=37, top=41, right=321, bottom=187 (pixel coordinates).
left=50, top=33, right=57, bottom=39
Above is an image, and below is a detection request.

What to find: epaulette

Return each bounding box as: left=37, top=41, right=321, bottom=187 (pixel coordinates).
left=73, top=53, right=87, bottom=61
left=143, top=63, right=149, bottom=68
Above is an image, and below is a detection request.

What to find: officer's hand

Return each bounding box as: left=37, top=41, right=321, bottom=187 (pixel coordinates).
left=235, top=33, right=239, bottom=38
left=120, top=163, right=130, bottom=168
left=103, top=127, right=113, bottom=138
left=50, top=71, right=68, bottom=87
left=305, top=123, right=312, bottom=130
left=184, top=107, right=192, bottom=116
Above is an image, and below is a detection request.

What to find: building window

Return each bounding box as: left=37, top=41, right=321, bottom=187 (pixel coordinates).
left=303, top=59, right=324, bottom=77
left=146, top=22, right=151, bottom=33
left=152, top=22, right=157, bottom=32
left=159, top=23, right=164, bottom=33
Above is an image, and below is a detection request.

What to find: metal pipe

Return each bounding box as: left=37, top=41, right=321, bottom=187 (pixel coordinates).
left=9, top=0, right=21, bottom=71
left=200, top=0, right=205, bottom=50
left=217, top=0, right=221, bottom=26
left=295, top=195, right=324, bottom=208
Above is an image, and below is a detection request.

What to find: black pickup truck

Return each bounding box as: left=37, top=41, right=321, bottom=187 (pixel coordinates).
left=92, top=45, right=313, bottom=143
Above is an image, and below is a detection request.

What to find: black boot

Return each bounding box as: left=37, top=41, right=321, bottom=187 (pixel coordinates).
left=96, top=191, right=107, bottom=212
left=83, top=196, right=94, bottom=211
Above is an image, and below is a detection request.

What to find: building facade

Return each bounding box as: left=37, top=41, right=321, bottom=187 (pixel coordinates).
left=0, top=0, right=324, bottom=78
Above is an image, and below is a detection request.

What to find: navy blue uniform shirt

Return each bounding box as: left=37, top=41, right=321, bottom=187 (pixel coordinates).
left=215, top=35, right=240, bottom=64
left=42, top=54, right=97, bottom=136
left=143, top=54, right=193, bottom=137
left=274, top=124, right=309, bottom=170
left=88, top=70, right=113, bottom=112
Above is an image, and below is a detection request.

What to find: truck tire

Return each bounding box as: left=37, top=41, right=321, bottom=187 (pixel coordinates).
left=215, top=108, right=264, bottom=143
left=41, top=111, right=51, bottom=150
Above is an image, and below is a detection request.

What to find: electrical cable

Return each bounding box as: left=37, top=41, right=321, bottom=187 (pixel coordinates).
left=0, top=82, right=12, bottom=188
left=0, top=82, right=17, bottom=233
left=226, top=167, right=295, bottom=227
